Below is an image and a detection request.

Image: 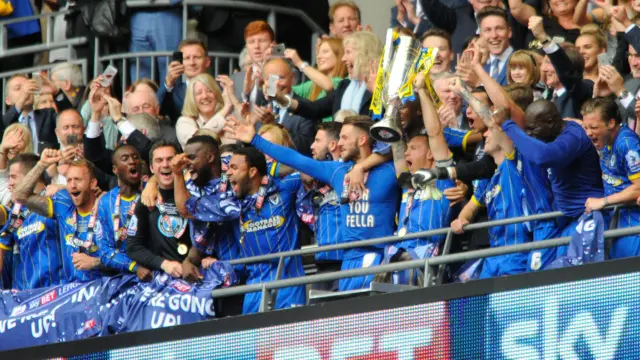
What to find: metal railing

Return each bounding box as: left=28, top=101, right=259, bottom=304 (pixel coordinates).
left=211, top=206, right=637, bottom=312
left=0, top=9, right=87, bottom=58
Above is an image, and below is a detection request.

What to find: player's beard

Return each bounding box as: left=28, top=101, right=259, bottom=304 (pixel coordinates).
left=313, top=146, right=330, bottom=161
left=341, top=146, right=359, bottom=163
left=193, top=166, right=213, bottom=188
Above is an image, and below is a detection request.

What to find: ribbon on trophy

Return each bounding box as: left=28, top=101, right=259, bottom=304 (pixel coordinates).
left=398, top=47, right=440, bottom=107
left=371, top=29, right=400, bottom=120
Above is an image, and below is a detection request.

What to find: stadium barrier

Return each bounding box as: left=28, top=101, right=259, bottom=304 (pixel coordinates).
left=0, top=9, right=87, bottom=59
left=211, top=205, right=635, bottom=312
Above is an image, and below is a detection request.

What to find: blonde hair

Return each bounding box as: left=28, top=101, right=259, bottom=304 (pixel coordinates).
left=3, top=123, right=34, bottom=155
left=181, top=73, right=224, bottom=118
left=258, top=124, right=295, bottom=149
left=507, top=50, right=540, bottom=86
left=343, top=31, right=383, bottom=80
left=333, top=109, right=358, bottom=123
left=194, top=128, right=221, bottom=143
left=578, top=24, right=607, bottom=51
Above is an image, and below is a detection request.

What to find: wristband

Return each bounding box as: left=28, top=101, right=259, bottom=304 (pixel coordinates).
left=299, top=62, right=309, bottom=71
left=282, top=95, right=292, bottom=109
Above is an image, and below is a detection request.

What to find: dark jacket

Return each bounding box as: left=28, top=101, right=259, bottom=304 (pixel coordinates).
left=293, top=79, right=372, bottom=121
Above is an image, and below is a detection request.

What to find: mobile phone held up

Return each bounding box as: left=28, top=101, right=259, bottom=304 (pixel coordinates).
left=99, top=65, right=118, bottom=87
left=597, top=53, right=611, bottom=67
left=172, top=51, right=183, bottom=64
left=271, top=44, right=286, bottom=57
left=267, top=74, right=279, bottom=97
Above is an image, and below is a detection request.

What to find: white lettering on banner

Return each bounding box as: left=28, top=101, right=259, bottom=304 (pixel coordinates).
left=0, top=319, right=16, bottom=333
left=150, top=311, right=182, bottom=329
left=166, top=294, right=216, bottom=317
left=71, top=286, right=98, bottom=304
left=271, top=329, right=433, bottom=360
left=149, top=293, right=166, bottom=308
left=30, top=301, right=67, bottom=338
left=500, top=297, right=627, bottom=359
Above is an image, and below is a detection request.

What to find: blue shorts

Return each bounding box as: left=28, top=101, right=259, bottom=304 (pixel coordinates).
left=528, top=220, right=562, bottom=271
left=479, top=253, right=528, bottom=279
left=338, top=251, right=382, bottom=291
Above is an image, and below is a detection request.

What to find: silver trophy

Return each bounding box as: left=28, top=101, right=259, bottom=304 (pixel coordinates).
left=370, top=35, right=421, bottom=143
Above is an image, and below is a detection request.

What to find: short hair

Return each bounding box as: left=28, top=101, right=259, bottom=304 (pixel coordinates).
left=579, top=24, right=607, bottom=50
left=317, top=122, right=343, bottom=141
left=130, top=78, right=159, bottom=93
left=471, top=86, right=493, bottom=106
left=182, top=73, right=224, bottom=118
left=462, top=35, right=480, bottom=52
left=581, top=96, right=622, bottom=124
left=111, top=143, right=138, bottom=165
left=4, top=74, right=27, bottom=96
left=126, top=89, right=159, bottom=114
left=334, top=109, right=358, bottom=123
left=343, top=115, right=374, bottom=135
left=343, top=31, right=383, bottom=79
left=3, top=123, right=34, bottom=155
left=8, top=153, right=43, bottom=182
left=51, top=62, right=84, bottom=88
left=264, top=57, right=295, bottom=76
left=244, top=20, right=275, bottom=41
left=149, top=139, right=179, bottom=164
left=505, top=83, right=534, bottom=111
left=67, top=159, right=97, bottom=180
left=258, top=124, right=296, bottom=149
left=220, top=143, right=241, bottom=155
left=420, top=28, right=453, bottom=53
left=507, top=50, right=540, bottom=86
left=329, top=0, right=361, bottom=23
left=186, top=134, right=220, bottom=154
left=476, top=6, right=510, bottom=28
left=524, top=100, right=565, bottom=142
left=127, top=113, right=161, bottom=141
left=233, top=146, right=267, bottom=177
left=56, top=109, right=84, bottom=129
left=178, top=39, right=208, bottom=54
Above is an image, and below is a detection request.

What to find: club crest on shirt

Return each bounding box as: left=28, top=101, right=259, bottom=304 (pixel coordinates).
left=269, top=193, right=281, bottom=206
left=485, top=184, right=502, bottom=205
left=626, top=150, right=640, bottom=173
left=16, top=221, right=45, bottom=239
left=157, top=215, right=186, bottom=238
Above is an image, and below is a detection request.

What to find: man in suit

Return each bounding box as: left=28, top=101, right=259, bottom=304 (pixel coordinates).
left=157, top=39, right=211, bottom=123
left=233, top=21, right=276, bottom=109
left=3, top=74, right=73, bottom=154
left=433, top=73, right=469, bottom=130
left=478, top=7, right=513, bottom=86
left=391, top=0, right=432, bottom=38
left=530, top=17, right=592, bottom=119
left=256, top=58, right=315, bottom=156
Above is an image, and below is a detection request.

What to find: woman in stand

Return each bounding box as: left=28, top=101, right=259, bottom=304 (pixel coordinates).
left=176, top=73, right=233, bottom=148
left=285, top=38, right=348, bottom=121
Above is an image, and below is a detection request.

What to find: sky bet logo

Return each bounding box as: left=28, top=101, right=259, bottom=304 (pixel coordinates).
left=484, top=274, right=640, bottom=359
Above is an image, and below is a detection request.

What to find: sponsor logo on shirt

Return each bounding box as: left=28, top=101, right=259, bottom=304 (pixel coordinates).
left=242, top=216, right=285, bottom=233
left=485, top=184, right=502, bottom=205
left=16, top=221, right=45, bottom=239
left=602, top=174, right=623, bottom=187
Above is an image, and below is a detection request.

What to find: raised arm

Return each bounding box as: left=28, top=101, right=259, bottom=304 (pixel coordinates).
left=418, top=0, right=457, bottom=34
left=286, top=49, right=335, bottom=92
left=508, top=0, right=537, bottom=25
left=415, top=72, right=451, bottom=162
left=14, top=149, right=61, bottom=217
left=171, top=153, right=194, bottom=219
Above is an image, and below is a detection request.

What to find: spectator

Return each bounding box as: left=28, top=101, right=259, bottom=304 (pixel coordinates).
left=506, top=50, right=543, bottom=100
left=286, top=39, right=348, bottom=122
left=51, top=62, right=85, bottom=108
left=233, top=21, right=275, bottom=108
left=329, top=0, right=361, bottom=38
left=576, top=25, right=607, bottom=83
left=81, top=76, right=118, bottom=150
left=176, top=73, right=232, bottom=149
left=433, top=72, right=467, bottom=129
left=477, top=7, right=514, bottom=86
left=129, top=6, right=182, bottom=84
left=3, top=74, right=72, bottom=153
left=158, top=39, right=211, bottom=122
left=34, top=93, right=57, bottom=112
left=0, top=124, right=34, bottom=206
left=258, top=124, right=297, bottom=178
left=420, top=28, right=454, bottom=75
left=392, top=0, right=432, bottom=37
left=530, top=16, right=593, bottom=119
left=127, top=113, right=162, bottom=143
left=256, top=58, right=316, bottom=156
left=277, top=31, right=382, bottom=120
left=334, top=109, right=358, bottom=123
left=509, top=0, right=581, bottom=44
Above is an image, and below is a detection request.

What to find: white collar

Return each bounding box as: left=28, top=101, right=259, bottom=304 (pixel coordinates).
left=489, top=46, right=513, bottom=65
left=554, top=87, right=566, bottom=97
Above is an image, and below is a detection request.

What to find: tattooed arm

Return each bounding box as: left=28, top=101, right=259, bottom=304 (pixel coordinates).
left=14, top=149, right=62, bottom=217
left=392, top=141, right=408, bottom=176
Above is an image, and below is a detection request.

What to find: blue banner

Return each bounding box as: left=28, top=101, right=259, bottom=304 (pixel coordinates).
left=0, top=263, right=236, bottom=351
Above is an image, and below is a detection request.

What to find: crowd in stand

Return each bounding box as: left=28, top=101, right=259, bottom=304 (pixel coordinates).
left=1, top=0, right=640, bottom=316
